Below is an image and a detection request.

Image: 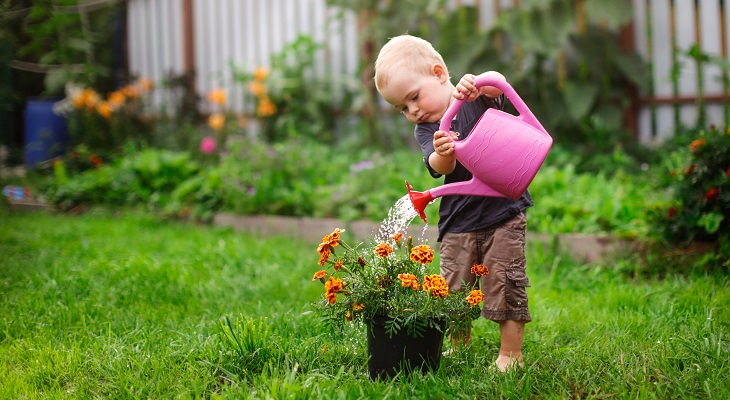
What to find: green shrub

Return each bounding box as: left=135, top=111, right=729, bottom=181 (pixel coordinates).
left=650, top=125, right=730, bottom=243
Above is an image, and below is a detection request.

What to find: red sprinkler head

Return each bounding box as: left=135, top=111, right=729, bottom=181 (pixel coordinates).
left=405, top=181, right=434, bottom=224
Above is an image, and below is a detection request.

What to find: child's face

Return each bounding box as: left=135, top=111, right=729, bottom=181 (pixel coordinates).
left=379, top=64, right=453, bottom=125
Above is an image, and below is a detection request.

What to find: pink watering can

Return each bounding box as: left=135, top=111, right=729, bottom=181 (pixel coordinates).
left=406, top=74, right=553, bottom=224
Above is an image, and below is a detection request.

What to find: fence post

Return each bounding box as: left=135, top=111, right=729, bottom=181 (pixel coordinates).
left=182, top=0, right=196, bottom=94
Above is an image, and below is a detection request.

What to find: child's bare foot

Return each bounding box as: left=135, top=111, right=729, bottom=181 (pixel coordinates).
left=494, top=353, right=524, bottom=372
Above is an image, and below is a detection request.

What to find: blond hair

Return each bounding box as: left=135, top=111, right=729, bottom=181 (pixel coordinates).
left=374, top=35, right=449, bottom=94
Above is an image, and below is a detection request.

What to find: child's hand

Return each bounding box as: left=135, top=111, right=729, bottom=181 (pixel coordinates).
left=454, top=71, right=506, bottom=101
left=433, top=130, right=458, bottom=157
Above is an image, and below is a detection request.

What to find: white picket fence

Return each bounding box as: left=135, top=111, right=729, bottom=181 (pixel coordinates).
left=126, top=0, right=730, bottom=143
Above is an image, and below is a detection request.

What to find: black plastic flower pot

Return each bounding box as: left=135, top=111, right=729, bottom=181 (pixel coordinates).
left=366, top=314, right=446, bottom=380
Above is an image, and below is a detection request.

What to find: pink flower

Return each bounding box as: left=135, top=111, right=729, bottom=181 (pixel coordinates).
left=200, top=137, right=217, bottom=154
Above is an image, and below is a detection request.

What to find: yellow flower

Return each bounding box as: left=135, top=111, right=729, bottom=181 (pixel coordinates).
left=353, top=303, right=365, bottom=311
left=207, top=89, right=227, bottom=105
left=470, top=264, right=489, bottom=276
left=84, top=90, right=100, bottom=110
left=410, top=245, right=434, bottom=264
left=208, top=113, right=225, bottom=131
left=96, top=101, right=112, bottom=119
left=374, top=242, right=393, bottom=258
left=257, top=97, right=277, bottom=117
left=466, top=290, right=484, bottom=306
left=253, top=66, right=269, bottom=81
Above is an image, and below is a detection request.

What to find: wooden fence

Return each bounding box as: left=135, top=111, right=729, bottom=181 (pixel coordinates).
left=126, top=0, right=730, bottom=144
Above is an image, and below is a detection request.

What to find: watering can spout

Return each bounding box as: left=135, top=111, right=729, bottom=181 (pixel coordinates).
left=406, top=181, right=433, bottom=224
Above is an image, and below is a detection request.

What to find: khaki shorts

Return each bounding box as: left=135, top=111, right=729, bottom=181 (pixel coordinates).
left=439, top=212, right=531, bottom=322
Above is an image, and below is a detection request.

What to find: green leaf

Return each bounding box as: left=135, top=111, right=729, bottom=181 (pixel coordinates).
left=585, top=0, right=634, bottom=29
left=697, top=212, right=724, bottom=234
left=563, top=81, right=598, bottom=121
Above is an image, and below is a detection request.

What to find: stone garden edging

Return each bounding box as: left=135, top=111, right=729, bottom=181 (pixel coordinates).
left=213, top=212, right=637, bottom=263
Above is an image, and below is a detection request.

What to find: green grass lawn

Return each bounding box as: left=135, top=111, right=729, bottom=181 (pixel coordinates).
left=1, top=208, right=728, bottom=399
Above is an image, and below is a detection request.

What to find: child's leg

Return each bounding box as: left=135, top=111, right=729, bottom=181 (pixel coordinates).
left=496, top=320, right=525, bottom=371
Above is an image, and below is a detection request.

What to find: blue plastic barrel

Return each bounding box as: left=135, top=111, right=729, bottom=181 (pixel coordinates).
left=24, top=98, right=69, bottom=168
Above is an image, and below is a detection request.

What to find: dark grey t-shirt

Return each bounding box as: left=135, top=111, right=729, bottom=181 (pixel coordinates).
left=414, top=95, right=533, bottom=242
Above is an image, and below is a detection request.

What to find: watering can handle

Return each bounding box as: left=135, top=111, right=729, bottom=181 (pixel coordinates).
left=439, top=73, right=549, bottom=137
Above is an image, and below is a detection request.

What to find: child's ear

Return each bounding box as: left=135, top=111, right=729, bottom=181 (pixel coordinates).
left=432, top=64, right=449, bottom=83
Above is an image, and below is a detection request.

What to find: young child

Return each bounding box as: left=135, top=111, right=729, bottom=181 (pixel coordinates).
left=374, top=34, right=533, bottom=372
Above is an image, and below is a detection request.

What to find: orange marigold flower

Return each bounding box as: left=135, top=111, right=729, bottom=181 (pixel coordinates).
left=96, top=101, right=112, bottom=119
left=392, top=233, right=404, bottom=244
left=208, top=113, right=225, bottom=131
left=84, top=90, right=100, bottom=110
left=397, top=273, right=420, bottom=290
left=324, top=276, right=344, bottom=304
left=471, top=264, right=489, bottom=276
left=312, top=270, right=327, bottom=282
left=374, top=242, right=394, bottom=258
left=321, top=228, right=345, bottom=247
left=333, top=259, right=343, bottom=271
left=353, top=303, right=365, bottom=311
left=690, top=138, right=706, bottom=154
left=317, top=248, right=331, bottom=267
left=410, top=244, right=434, bottom=264
left=207, top=89, right=227, bottom=105
left=345, top=310, right=352, bottom=322
left=706, top=188, right=720, bottom=203
left=253, top=66, right=269, bottom=81
left=466, top=290, right=485, bottom=307
left=422, top=274, right=448, bottom=299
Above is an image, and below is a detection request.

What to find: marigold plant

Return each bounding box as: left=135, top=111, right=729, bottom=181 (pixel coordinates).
left=311, top=228, right=482, bottom=337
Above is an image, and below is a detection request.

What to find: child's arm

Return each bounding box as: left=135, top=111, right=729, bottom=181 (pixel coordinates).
left=454, top=71, right=506, bottom=102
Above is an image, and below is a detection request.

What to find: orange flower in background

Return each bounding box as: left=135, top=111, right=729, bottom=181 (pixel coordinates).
left=96, top=101, right=112, bottom=119
left=471, top=264, right=489, bottom=276
left=248, top=81, right=266, bottom=97
left=317, top=228, right=344, bottom=266
left=374, top=243, right=393, bottom=258
left=317, top=248, right=331, bottom=267
left=410, top=244, right=434, bottom=264
left=208, top=113, right=225, bottom=131
left=121, top=84, right=140, bottom=99
left=72, top=88, right=97, bottom=109
left=253, top=66, right=269, bottom=81
left=666, top=206, right=678, bottom=220
left=137, top=78, right=154, bottom=91
left=398, top=273, right=420, bottom=290
left=108, top=90, right=126, bottom=108
left=466, top=290, right=484, bottom=307
left=690, top=138, right=706, bottom=154
left=257, top=97, right=277, bottom=117
left=321, top=228, right=344, bottom=248
left=312, top=270, right=327, bottom=282
left=353, top=303, right=364, bottom=311
left=706, top=188, right=719, bottom=202
left=333, top=259, right=343, bottom=271
left=89, top=154, right=103, bottom=167
left=207, top=89, right=227, bottom=105
left=422, top=274, right=448, bottom=299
